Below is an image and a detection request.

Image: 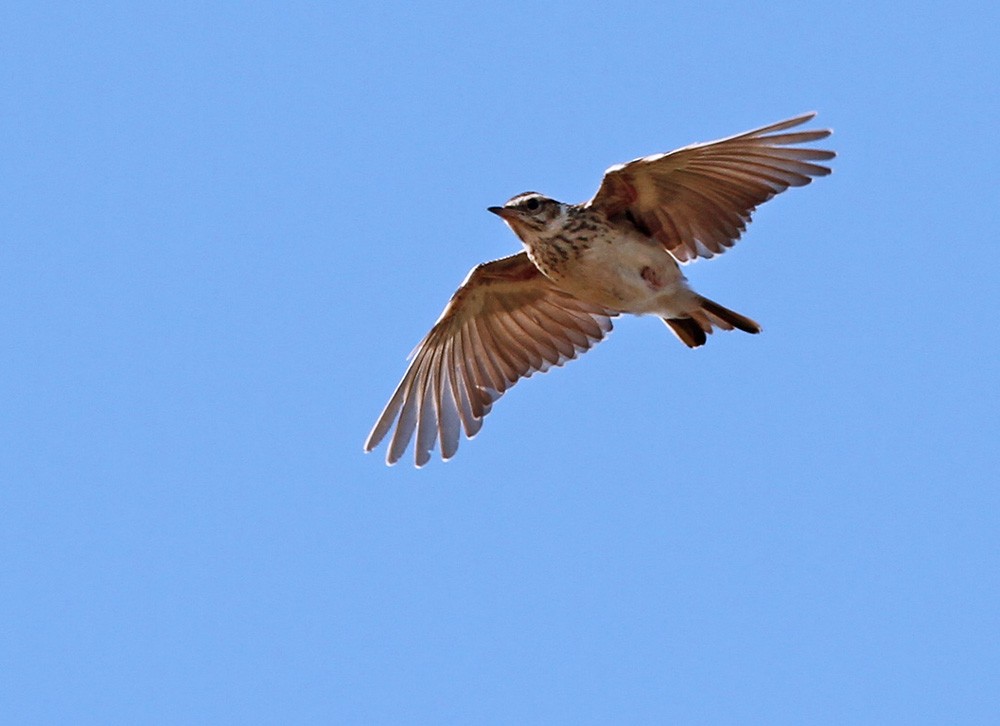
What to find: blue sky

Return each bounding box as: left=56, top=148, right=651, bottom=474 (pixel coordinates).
left=3, top=1, right=998, bottom=723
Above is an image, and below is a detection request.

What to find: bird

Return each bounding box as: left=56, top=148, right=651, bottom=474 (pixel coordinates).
left=365, top=112, right=834, bottom=467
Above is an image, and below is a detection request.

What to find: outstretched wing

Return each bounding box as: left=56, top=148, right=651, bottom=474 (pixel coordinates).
left=587, top=112, right=835, bottom=263
left=365, top=252, right=615, bottom=467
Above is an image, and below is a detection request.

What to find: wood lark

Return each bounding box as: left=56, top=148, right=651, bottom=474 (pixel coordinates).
left=366, top=113, right=835, bottom=466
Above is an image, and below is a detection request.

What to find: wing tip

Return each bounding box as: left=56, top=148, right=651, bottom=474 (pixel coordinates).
left=363, top=431, right=384, bottom=454
left=755, top=111, right=835, bottom=141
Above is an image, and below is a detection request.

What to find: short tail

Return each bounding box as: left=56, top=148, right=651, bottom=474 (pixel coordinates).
left=663, top=295, right=761, bottom=348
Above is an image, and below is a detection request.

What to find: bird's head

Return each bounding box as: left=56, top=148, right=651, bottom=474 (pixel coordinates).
left=488, top=192, right=566, bottom=240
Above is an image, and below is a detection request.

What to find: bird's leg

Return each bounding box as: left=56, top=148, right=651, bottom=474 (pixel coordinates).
left=640, top=265, right=664, bottom=291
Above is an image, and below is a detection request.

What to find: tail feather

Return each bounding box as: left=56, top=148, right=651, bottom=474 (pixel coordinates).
left=663, top=296, right=761, bottom=348
left=698, top=297, right=762, bottom=335
left=664, top=317, right=707, bottom=348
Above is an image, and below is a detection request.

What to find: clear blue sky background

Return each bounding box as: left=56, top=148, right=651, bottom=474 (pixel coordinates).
left=3, top=2, right=998, bottom=723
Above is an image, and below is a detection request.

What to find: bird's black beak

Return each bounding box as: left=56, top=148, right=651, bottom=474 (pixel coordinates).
left=488, top=206, right=512, bottom=219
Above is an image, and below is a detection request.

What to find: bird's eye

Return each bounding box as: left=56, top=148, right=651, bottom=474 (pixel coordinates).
left=525, top=197, right=541, bottom=212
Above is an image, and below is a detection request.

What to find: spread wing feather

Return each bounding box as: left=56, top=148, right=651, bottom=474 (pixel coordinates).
left=365, top=252, right=615, bottom=466
left=588, top=112, right=835, bottom=263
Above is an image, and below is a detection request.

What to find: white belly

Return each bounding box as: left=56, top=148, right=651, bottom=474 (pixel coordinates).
left=543, top=235, right=698, bottom=317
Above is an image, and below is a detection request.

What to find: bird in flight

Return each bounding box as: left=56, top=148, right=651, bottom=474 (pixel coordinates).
left=365, top=113, right=834, bottom=467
